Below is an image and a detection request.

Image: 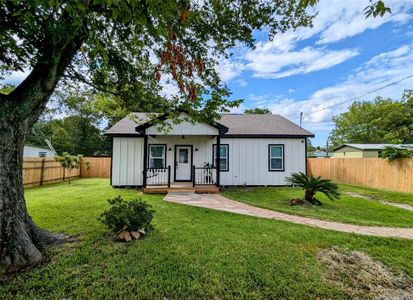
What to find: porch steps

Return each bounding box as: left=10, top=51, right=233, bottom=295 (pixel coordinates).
left=142, top=186, right=219, bottom=194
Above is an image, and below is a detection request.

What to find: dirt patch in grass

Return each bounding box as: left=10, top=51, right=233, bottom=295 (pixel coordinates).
left=345, top=192, right=413, bottom=213
left=345, top=191, right=375, bottom=200
left=317, top=247, right=413, bottom=299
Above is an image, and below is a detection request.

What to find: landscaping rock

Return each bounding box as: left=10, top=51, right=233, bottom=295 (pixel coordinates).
left=130, top=231, right=141, bottom=239
left=290, top=198, right=305, bottom=206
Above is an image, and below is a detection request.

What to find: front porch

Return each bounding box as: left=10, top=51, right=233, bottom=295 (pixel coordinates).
left=143, top=181, right=220, bottom=194
left=142, top=133, right=223, bottom=194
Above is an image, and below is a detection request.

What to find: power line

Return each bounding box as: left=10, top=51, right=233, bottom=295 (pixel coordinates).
left=301, top=73, right=413, bottom=119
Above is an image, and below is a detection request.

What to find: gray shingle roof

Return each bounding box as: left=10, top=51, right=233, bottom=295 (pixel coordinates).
left=105, top=112, right=314, bottom=137
left=105, top=113, right=157, bottom=135
left=218, top=114, right=313, bottom=136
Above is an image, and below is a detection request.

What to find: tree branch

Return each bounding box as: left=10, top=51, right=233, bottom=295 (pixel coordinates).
left=6, top=31, right=85, bottom=126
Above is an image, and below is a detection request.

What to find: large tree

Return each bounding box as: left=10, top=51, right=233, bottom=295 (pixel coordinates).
left=0, top=0, right=389, bottom=270
left=244, top=107, right=271, bottom=114
left=330, top=90, right=413, bottom=147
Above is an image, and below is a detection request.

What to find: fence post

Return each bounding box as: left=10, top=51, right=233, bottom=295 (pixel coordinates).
left=40, top=158, right=46, bottom=186
left=63, top=167, right=66, bottom=182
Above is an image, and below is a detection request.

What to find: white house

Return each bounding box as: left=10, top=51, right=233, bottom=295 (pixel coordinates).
left=24, top=144, right=56, bottom=158
left=105, top=112, right=314, bottom=191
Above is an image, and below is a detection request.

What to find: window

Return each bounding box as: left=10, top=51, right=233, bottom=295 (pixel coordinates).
left=179, top=148, right=189, bottom=163
left=268, top=144, right=284, bottom=171
left=213, top=144, right=229, bottom=171
left=38, top=152, right=47, bottom=158
left=149, top=145, right=166, bottom=168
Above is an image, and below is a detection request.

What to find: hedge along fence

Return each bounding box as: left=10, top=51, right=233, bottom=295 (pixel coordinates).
left=23, top=157, right=112, bottom=188
left=23, top=157, right=80, bottom=187
left=307, top=158, right=413, bottom=193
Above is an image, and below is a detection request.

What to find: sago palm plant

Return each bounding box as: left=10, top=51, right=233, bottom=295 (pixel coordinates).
left=286, top=172, right=340, bottom=205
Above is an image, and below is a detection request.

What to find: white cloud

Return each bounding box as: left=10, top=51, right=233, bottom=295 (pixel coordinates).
left=246, top=46, right=359, bottom=79
left=216, top=59, right=245, bottom=82
left=315, top=1, right=412, bottom=45
left=236, top=78, right=248, bottom=87
left=228, top=0, right=413, bottom=80
left=249, top=44, right=413, bottom=142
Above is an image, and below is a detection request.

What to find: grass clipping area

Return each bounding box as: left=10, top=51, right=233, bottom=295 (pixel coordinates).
left=317, top=247, right=413, bottom=299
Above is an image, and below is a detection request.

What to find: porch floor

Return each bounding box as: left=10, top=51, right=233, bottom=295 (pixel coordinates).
left=143, top=182, right=219, bottom=194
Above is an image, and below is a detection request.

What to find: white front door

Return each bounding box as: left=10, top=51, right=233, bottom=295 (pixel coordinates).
left=175, top=146, right=192, bottom=181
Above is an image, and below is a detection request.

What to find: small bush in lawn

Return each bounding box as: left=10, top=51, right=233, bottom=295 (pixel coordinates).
left=98, top=196, right=154, bottom=242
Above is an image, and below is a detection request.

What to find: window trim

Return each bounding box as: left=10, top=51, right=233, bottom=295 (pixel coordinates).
left=148, top=144, right=167, bottom=169
left=268, top=144, right=285, bottom=172
left=213, top=144, right=229, bottom=172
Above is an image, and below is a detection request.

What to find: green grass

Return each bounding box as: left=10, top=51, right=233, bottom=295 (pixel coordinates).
left=1, top=179, right=413, bottom=299
left=339, top=184, right=413, bottom=206
left=222, top=185, right=413, bottom=228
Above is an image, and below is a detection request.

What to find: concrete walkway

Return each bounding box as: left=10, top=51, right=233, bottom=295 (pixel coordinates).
left=164, top=192, right=413, bottom=239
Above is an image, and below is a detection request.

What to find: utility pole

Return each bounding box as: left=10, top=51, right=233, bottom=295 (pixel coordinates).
left=299, top=112, right=303, bottom=127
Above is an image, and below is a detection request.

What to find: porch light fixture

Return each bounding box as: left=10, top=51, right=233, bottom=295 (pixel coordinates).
left=195, top=148, right=198, bottom=151
left=168, top=147, right=172, bottom=151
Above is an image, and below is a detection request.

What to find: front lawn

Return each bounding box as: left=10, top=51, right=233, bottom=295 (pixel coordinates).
left=222, top=185, right=413, bottom=227
left=1, top=179, right=413, bottom=299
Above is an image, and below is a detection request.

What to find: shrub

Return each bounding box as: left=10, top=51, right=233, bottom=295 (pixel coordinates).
left=380, top=146, right=413, bottom=160
left=286, top=172, right=340, bottom=205
left=55, top=152, right=82, bottom=183
left=98, top=196, right=154, bottom=233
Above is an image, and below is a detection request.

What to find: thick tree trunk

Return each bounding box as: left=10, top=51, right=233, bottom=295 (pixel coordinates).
left=0, top=112, right=68, bottom=271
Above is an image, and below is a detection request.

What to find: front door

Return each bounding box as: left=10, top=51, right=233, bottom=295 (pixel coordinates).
left=175, top=145, right=192, bottom=181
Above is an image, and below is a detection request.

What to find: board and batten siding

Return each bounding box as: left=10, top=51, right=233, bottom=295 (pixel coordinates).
left=148, top=136, right=216, bottom=179
left=220, top=138, right=306, bottom=186
left=145, top=117, right=218, bottom=135
left=112, top=137, right=144, bottom=186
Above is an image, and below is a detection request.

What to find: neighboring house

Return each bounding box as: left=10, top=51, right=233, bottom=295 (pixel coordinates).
left=105, top=112, right=314, bottom=190
left=332, top=144, right=413, bottom=158
left=308, top=149, right=332, bottom=158
left=24, top=144, right=56, bottom=158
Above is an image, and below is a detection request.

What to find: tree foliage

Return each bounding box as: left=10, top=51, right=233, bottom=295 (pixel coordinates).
left=330, top=91, right=413, bottom=147
left=380, top=146, right=413, bottom=161
left=28, top=116, right=109, bottom=156
left=244, top=108, right=271, bottom=114
left=54, top=152, right=82, bottom=183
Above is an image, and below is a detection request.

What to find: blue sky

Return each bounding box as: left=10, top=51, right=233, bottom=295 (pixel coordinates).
left=3, top=1, right=413, bottom=147
left=219, top=1, right=413, bottom=146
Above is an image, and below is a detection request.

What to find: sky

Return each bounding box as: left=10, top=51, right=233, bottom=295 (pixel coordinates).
left=219, top=0, right=413, bottom=146
left=3, top=1, right=413, bottom=146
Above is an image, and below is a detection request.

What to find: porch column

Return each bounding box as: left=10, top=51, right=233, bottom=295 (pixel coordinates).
left=216, top=135, right=221, bottom=187
left=142, top=134, right=148, bottom=187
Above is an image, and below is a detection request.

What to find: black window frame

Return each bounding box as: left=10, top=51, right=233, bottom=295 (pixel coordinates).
left=268, top=144, right=285, bottom=172
left=148, top=144, right=167, bottom=169
left=213, top=144, right=229, bottom=172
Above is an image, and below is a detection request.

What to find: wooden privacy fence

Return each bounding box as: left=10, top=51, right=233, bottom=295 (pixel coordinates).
left=307, top=158, right=413, bottom=193
left=23, top=157, right=111, bottom=187
left=23, top=158, right=80, bottom=187
left=80, top=157, right=111, bottom=178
